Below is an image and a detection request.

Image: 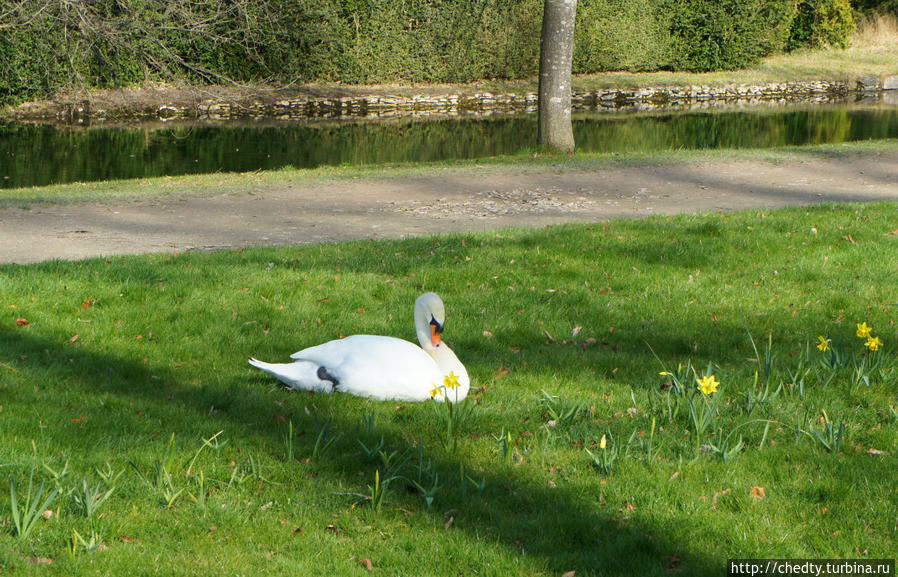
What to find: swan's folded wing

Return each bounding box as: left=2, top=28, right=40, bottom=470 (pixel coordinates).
left=290, top=335, right=443, bottom=401
left=290, top=335, right=413, bottom=362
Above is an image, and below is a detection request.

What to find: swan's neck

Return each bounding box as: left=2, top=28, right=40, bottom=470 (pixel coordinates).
left=413, top=293, right=469, bottom=400
left=429, top=343, right=470, bottom=402
left=415, top=301, right=436, bottom=351
left=416, top=323, right=434, bottom=351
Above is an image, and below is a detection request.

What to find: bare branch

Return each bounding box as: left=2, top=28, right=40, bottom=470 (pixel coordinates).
left=1, top=0, right=277, bottom=96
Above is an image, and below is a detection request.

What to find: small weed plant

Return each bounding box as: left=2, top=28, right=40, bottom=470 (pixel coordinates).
left=9, top=469, right=59, bottom=540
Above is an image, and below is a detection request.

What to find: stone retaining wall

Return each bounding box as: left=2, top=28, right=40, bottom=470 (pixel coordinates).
left=25, top=76, right=898, bottom=124
left=194, top=78, right=898, bottom=121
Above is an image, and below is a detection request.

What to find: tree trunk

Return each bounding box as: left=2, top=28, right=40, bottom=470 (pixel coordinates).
left=538, top=0, right=577, bottom=153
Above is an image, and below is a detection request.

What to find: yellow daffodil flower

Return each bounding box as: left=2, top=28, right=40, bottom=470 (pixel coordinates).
left=429, top=384, right=442, bottom=398
left=443, top=372, right=460, bottom=389
left=696, top=375, right=719, bottom=396
left=865, top=335, right=882, bottom=351
left=816, top=336, right=830, bottom=352
left=856, top=322, right=872, bottom=338
left=659, top=371, right=671, bottom=376
left=599, top=434, right=607, bottom=450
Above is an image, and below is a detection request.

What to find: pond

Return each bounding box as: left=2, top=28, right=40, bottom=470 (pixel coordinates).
left=2, top=102, right=898, bottom=189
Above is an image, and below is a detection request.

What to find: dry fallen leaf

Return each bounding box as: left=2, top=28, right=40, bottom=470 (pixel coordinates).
left=81, top=297, right=93, bottom=309
left=866, top=448, right=889, bottom=456
left=69, top=334, right=80, bottom=344
left=29, top=557, right=53, bottom=565
left=361, top=558, right=374, bottom=572
left=482, top=330, right=494, bottom=338
left=562, top=572, right=577, bottom=577
left=750, top=486, right=766, bottom=499
left=15, top=317, right=30, bottom=326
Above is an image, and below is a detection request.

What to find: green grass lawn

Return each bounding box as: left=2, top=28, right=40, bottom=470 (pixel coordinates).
left=1, top=202, right=897, bottom=575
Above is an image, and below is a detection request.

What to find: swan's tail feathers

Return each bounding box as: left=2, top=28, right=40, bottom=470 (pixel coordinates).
left=248, top=358, right=335, bottom=393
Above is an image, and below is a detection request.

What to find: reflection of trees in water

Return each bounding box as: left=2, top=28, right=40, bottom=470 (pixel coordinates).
left=3, top=105, right=898, bottom=188
left=575, top=106, right=898, bottom=152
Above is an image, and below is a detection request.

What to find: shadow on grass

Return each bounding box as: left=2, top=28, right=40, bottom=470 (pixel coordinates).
left=0, top=323, right=721, bottom=576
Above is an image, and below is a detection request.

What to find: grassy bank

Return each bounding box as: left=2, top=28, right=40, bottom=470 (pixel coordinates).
left=1, top=201, right=896, bottom=575
left=575, top=14, right=898, bottom=91
left=516, top=34, right=898, bottom=93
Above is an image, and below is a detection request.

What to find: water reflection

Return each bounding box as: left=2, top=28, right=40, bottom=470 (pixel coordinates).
left=2, top=103, right=897, bottom=188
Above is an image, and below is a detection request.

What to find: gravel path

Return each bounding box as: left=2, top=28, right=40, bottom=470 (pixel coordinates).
left=3, top=153, right=898, bottom=264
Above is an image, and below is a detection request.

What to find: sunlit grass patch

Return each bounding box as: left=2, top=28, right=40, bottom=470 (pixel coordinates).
left=1, top=201, right=896, bottom=575
left=852, top=13, right=898, bottom=53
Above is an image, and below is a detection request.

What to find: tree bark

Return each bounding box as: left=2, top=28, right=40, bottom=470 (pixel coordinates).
left=538, top=0, right=577, bottom=153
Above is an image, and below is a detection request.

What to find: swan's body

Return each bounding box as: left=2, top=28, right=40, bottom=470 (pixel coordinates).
left=248, top=293, right=469, bottom=402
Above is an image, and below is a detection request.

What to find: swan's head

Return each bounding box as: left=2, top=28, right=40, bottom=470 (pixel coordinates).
left=415, top=292, right=470, bottom=400
left=415, top=292, right=446, bottom=348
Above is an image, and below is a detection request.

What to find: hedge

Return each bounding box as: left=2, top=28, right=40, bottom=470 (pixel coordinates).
left=789, top=0, right=856, bottom=49
left=666, top=0, right=797, bottom=72
left=0, top=0, right=855, bottom=104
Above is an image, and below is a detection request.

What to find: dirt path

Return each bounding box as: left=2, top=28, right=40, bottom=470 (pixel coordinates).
left=3, top=153, right=898, bottom=264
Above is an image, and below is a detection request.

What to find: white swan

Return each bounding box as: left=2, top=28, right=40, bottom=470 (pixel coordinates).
left=248, top=292, right=469, bottom=402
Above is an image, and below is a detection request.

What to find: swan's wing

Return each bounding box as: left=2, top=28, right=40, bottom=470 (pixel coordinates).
left=290, top=335, right=413, bottom=363
left=290, top=335, right=443, bottom=401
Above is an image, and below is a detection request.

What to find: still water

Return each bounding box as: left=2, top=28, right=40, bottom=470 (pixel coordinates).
left=2, top=103, right=897, bottom=189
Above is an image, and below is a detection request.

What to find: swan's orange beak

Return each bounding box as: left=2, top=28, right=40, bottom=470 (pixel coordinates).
left=431, top=323, right=442, bottom=346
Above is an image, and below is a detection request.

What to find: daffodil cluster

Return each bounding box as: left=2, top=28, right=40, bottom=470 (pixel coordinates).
left=817, top=322, right=884, bottom=354
left=855, top=322, right=883, bottom=351
left=429, top=371, right=461, bottom=399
